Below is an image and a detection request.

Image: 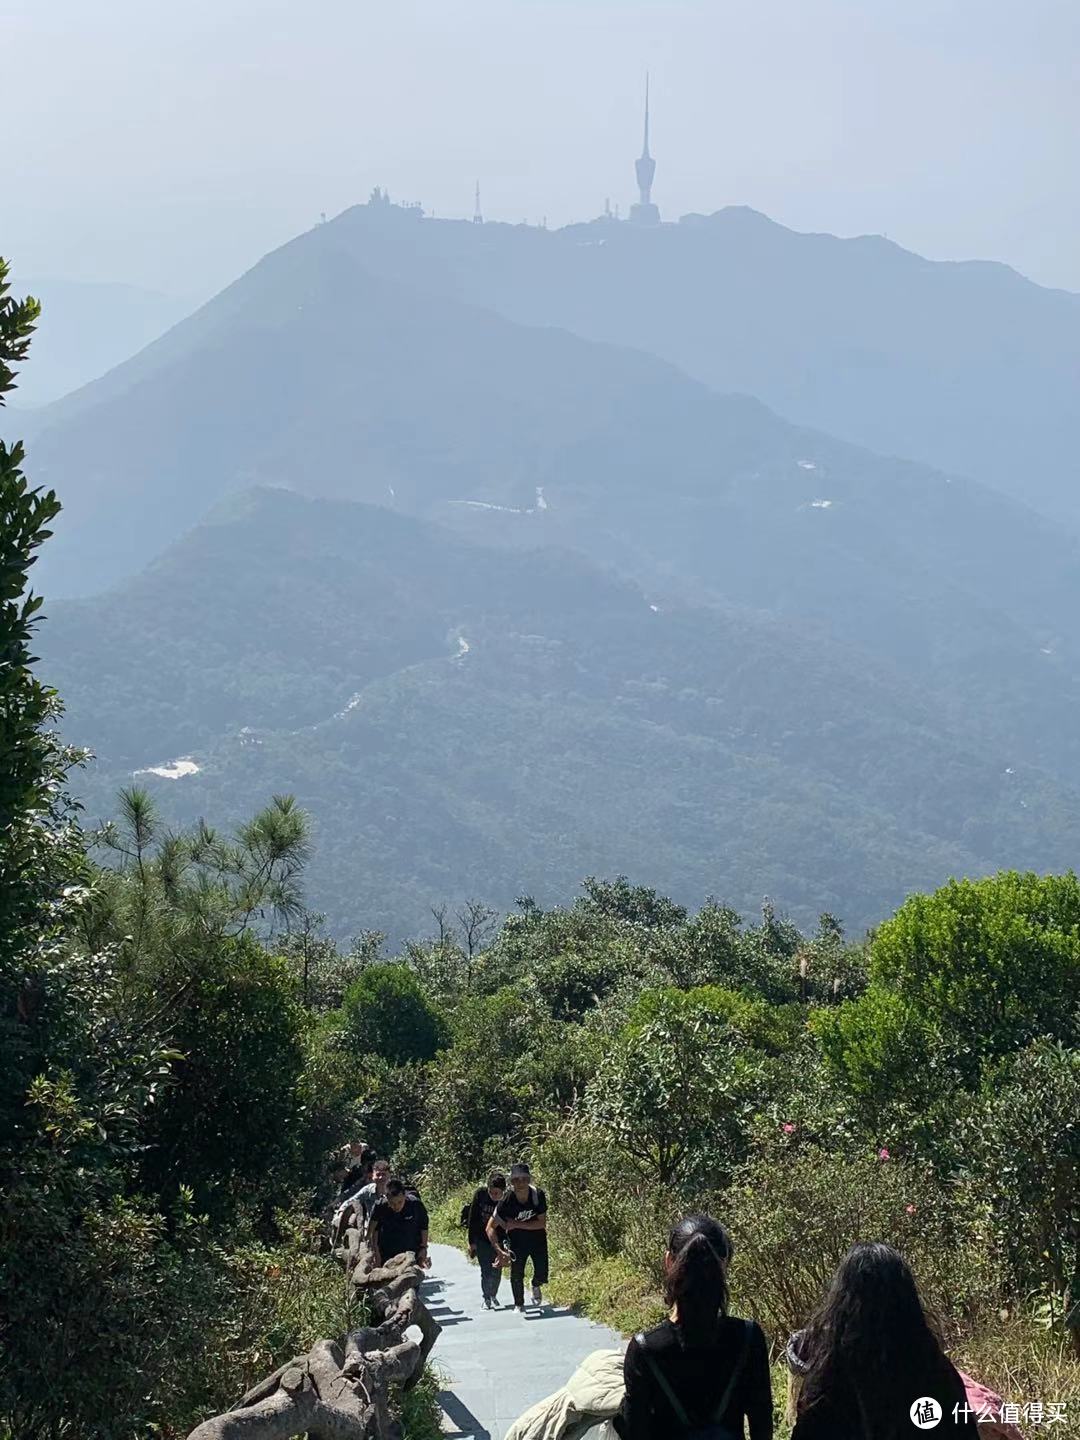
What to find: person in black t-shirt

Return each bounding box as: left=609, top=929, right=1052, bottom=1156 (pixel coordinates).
left=367, top=1178, right=430, bottom=1268
left=487, top=1163, right=548, bottom=1310
left=616, top=1213, right=772, bottom=1440
left=467, top=1172, right=508, bottom=1308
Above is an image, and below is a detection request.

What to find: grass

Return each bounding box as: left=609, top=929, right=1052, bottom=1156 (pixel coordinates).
left=956, top=1315, right=1080, bottom=1423
left=400, top=1364, right=447, bottom=1440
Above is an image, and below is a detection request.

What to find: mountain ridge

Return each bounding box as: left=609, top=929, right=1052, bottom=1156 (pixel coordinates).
left=26, top=230, right=1080, bottom=789
left=312, top=199, right=1080, bottom=524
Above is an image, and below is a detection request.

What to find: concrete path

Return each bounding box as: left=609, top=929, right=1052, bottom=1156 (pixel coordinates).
left=422, top=1242, right=625, bottom=1440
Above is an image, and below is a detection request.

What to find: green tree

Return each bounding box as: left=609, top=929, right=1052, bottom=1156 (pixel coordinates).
left=0, top=263, right=56, bottom=838
left=342, top=963, right=447, bottom=1064
left=0, top=260, right=81, bottom=1150
left=579, top=875, right=688, bottom=929
left=139, top=935, right=307, bottom=1217
left=91, top=785, right=311, bottom=962
left=422, top=985, right=583, bottom=1184
left=585, top=986, right=776, bottom=1188
left=86, top=788, right=316, bottom=1217
left=816, top=872, right=1080, bottom=1115
left=280, top=913, right=385, bottom=1013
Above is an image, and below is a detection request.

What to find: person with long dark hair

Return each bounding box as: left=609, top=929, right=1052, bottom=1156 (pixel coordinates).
left=790, top=1243, right=978, bottom=1438
left=615, top=1214, right=772, bottom=1439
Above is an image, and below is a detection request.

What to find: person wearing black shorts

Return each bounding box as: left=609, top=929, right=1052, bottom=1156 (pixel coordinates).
left=487, top=1163, right=548, bottom=1311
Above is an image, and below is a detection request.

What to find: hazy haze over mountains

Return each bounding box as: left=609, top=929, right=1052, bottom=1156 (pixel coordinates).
left=8, top=0, right=1080, bottom=295
left=5, top=277, right=190, bottom=409
left=28, top=207, right=1080, bottom=591
left=23, top=195, right=1080, bottom=935
left=11, top=0, right=1080, bottom=936
left=314, top=203, right=1080, bottom=522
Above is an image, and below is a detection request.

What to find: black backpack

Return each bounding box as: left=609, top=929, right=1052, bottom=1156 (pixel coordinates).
left=634, top=1320, right=752, bottom=1440
left=459, top=1202, right=471, bottom=1229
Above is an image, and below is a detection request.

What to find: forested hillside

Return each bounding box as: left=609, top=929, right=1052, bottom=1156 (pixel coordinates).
left=39, top=486, right=1080, bottom=940
left=29, top=202, right=1080, bottom=537
left=27, top=219, right=1080, bottom=761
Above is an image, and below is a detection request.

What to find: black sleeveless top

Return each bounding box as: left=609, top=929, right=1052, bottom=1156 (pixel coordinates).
left=617, top=1317, right=773, bottom=1439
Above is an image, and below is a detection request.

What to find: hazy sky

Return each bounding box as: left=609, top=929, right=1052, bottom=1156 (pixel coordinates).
left=6, top=0, right=1079, bottom=301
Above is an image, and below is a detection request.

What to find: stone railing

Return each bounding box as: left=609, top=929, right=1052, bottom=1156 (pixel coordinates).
left=186, top=1206, right=441, bottom=1440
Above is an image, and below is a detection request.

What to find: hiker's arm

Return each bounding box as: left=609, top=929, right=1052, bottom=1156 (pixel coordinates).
left=366, top=1217, right=381, bottom=1267
left=747, top=1323, right=774, bottom=1440
left=507, top=1214, right=546, bottom=1231
left=417, top=1228, right=431, bottom=1268
left=619, top=1338, right=653, bottom=1440
left=466, top=1194, right=482, bottom=1251
left=486, top=1213, right=512, bottom=1258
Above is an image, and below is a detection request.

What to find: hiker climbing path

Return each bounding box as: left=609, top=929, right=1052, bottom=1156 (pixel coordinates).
left=425, top=1243, right=625, bottom=1440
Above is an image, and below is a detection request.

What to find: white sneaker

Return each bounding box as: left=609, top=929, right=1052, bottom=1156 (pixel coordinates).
left=531, top=1285, right=543, bottom=1306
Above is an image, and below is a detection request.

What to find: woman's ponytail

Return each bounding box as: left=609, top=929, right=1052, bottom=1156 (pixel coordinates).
left=664, top=1214, right=732, bottom=1344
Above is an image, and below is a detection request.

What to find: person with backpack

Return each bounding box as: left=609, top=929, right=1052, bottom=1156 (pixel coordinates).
left=615, top=1214, right=772, bottom=1440
left=467, top=1171, right=508, bottom=1308
left=367, top=1177, right=431, bottom=1269
left=787, top=1242, right=978, bottom=1438
left=487, top=1162, right=549, bottom=1311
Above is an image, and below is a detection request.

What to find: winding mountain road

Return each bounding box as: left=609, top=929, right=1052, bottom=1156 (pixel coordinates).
left=425, top=1243, right=624, bottom=1439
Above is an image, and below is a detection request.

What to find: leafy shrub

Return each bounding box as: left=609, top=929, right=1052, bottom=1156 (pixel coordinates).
left=960, top=1039, right=1080, bottom=1325
left=343, top=963, right=448, bottom=1064
left=534, top=1117, right=658, bottom=1266
left=724, top=1144, right=1002, bottom=1345
left=819, top=873, right=1080, bottom=1117
left=585, top=986, right=781, bottom=1189
left=140, top=935, right=308, bottom=1218
left=354, top=1055, right=430, bottom=1164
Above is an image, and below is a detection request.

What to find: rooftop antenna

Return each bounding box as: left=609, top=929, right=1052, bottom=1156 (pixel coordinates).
left=473, top=180, right=483, bottom=224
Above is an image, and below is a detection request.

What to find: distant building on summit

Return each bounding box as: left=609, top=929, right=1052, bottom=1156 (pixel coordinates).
left=364, top=187, right=424, bottom=219
left=629, top=75, right=660, bottom=225
left=473, top=181, right=483, bottom=224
